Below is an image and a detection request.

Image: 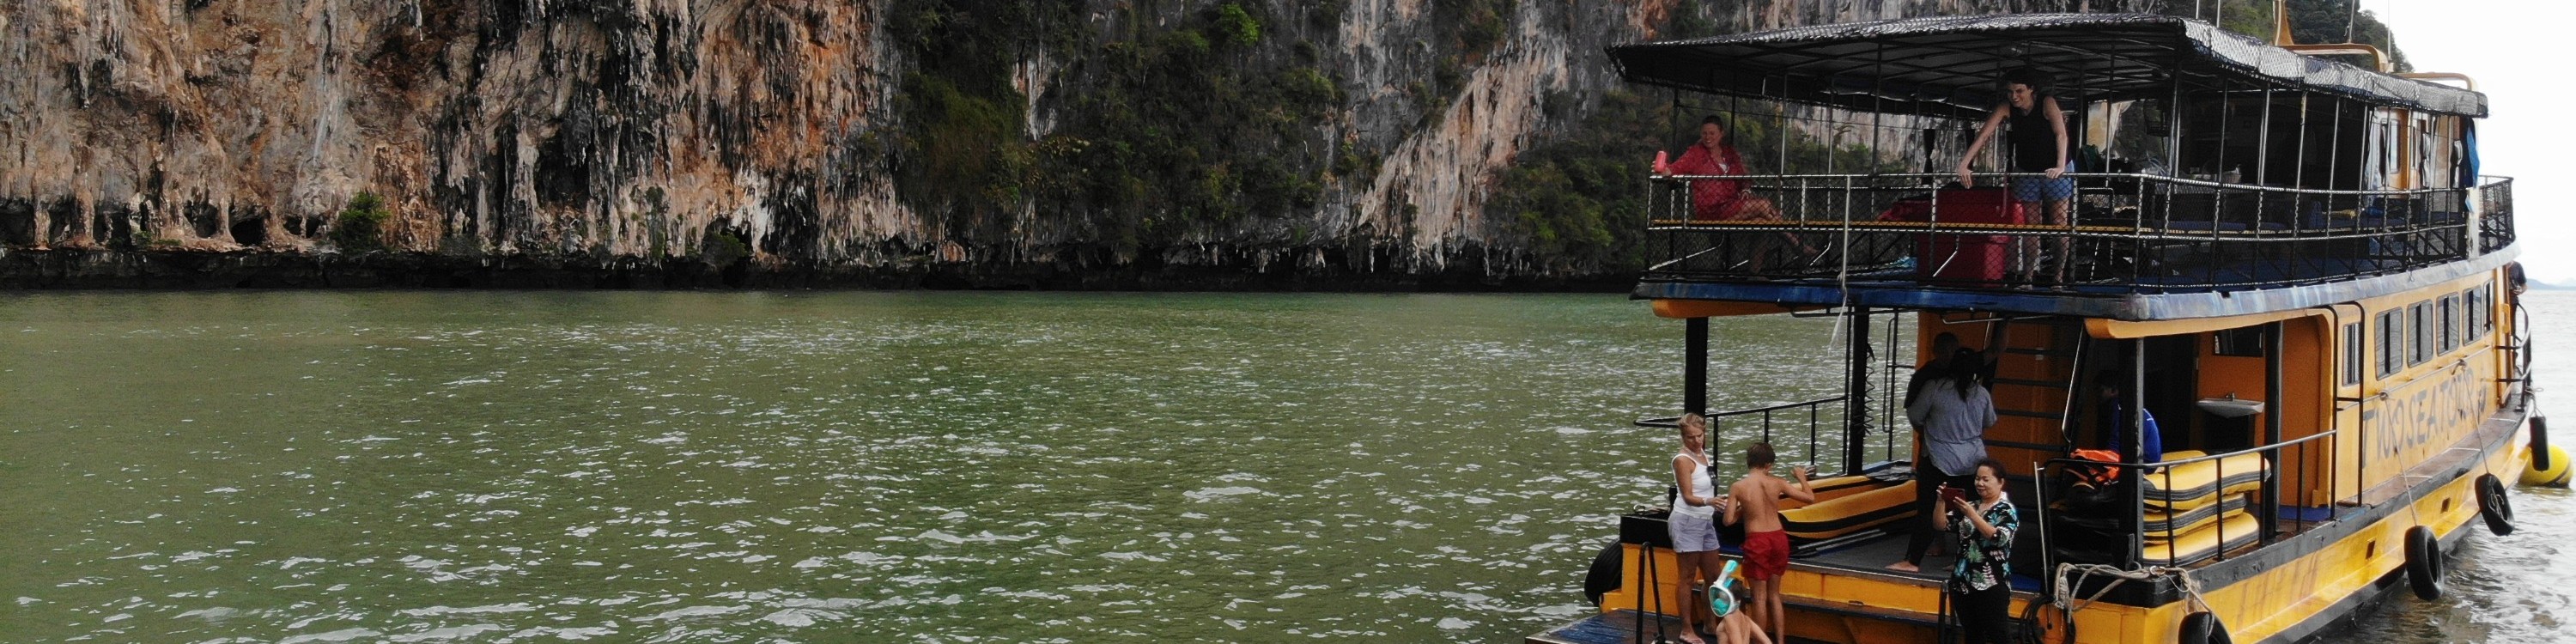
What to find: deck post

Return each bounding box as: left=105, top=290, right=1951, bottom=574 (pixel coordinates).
left=2263, top=320, right=2285, bottom=543
left=1687, top=317, right=1710, bottom=416
left=1844, top=308, right=1874, bottom=474
left=2129, top=339, right=2148, bottom=566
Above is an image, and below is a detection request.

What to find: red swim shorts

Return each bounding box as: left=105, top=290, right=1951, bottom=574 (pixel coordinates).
left=1741, top=530, right=1790, bottom=580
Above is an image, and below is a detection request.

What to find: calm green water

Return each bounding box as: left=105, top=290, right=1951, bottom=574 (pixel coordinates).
left=0, top=291, right=2565, bottom=643
left=0, top=292, right=1858, bottom=642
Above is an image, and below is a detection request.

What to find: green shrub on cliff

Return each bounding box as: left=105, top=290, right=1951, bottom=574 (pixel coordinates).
left=884, top=0, right=1353, bottom=256
left=702, top=228, right=750, bottom=267
left=332, top=191, right=389, bottom=252
left=1491, top=90, right=1663, bottom=272
left=899, top=73, right=1030, bottom=235
left=1216, top=3, right=1261, bottom=46
left=886, top=0, right=1069, bottom=240
left=1433, top=0, right=1510, bottom=59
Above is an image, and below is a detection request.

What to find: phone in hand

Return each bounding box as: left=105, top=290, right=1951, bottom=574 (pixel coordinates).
left=1939, top=484, right=1968, bottom=507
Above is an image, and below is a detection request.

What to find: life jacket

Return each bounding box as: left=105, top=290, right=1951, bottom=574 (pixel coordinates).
left=2067, top=448, right=2123, bottom=486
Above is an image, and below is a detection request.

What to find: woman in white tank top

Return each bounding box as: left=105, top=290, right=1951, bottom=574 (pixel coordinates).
left=1668, top=414, right=1728, bottom=643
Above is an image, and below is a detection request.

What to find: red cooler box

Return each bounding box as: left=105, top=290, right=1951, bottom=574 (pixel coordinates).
left=1914, top=187, right=2023, bottom=284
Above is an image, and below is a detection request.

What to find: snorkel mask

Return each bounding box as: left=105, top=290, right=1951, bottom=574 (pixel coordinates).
left=1708, top=559, right=1742, bottom=617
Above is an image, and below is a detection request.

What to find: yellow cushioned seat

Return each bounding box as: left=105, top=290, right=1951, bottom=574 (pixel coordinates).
left=2141, top=451, right=2269, bottom=511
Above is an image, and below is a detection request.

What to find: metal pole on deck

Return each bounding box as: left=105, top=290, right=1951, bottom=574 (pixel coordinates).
left=2129, top=339, right=2148, bottom=565
left=1687, top=318, right=1710, bottom=416
left=2263, top=321, right=2285, bottom=543
left=1845, top=308, right=1874, bottom=474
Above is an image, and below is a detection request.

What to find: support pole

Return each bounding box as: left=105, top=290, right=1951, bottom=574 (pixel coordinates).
left=2263, top=321, right=2285, bottom=543
left=2128, top=339, right=2148, bottom=566
left=1687, top=318, right=1710, bottom=416
left=1845, top=308, right=1874, bottom=475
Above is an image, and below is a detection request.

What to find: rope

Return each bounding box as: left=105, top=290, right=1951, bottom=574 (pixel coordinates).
left=2051, top=562, right=2215, bottom=617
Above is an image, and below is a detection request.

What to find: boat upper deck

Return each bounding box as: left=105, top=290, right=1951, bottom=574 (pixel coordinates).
left=1612, top=13, right=2512, bottom=319
left=1633, top=173, right=2518, bottom=320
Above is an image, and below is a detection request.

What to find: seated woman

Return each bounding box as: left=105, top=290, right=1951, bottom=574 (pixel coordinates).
left=1663, top=116, right=1780, bottom=222
left=1661, top=116, right=1807, bottom=270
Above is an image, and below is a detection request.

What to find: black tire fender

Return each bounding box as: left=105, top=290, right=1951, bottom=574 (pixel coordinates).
left=2532, top=415, right=2552, bottom=471
left=1583, top=539, right=1623, bottom=607
left=2023, top=599, right=2076, bottom=644
left=2478, top=474, right=2516, bottom=536
left=2404, top=525, right=2444, bottom=600
left=2177, top=611, right=2233, bottom=644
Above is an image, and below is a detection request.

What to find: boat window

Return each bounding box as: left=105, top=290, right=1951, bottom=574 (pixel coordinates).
left=2438, top=295, right=2458, bottom=354
left=2459, top=292, right=2474, bottom=348
left=2366, top=110, right=2400, bottom=190
left=2409, top=302, right=2434, bottom=366
left=2376, top=309, right=2404, bottom=378
left=2473, top=287, right=2494, bottom=337
left=2461, top=289, right=2477, bottom=343
left=2463, top=289, right=2478, bottom=340
left=2452, top=295, right=2470, bottom=351
left=2478, top=284, right=2496, bottom=334
left=2215, top=327, right=2265, bottom=357
left=2342, top=321, right=2365, bottom=387
left=2415, top=112, right=2440, bottom=189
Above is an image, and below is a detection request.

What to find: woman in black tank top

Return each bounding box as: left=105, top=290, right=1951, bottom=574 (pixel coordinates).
left=1955, top=69, right=2072, bottom=285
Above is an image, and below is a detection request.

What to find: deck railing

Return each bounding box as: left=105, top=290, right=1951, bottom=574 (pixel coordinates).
left=1638, top=396, right=1888, bottom=477
left=2479, top=176, right=2516, bottom=253
left=1646, top=173, right=2512, bottom=292
left=2037, top=429, right=2341, bottom=570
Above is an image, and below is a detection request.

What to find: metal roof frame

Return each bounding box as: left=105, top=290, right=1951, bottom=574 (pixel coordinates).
left=1609, top=13, right=2487, bottom=120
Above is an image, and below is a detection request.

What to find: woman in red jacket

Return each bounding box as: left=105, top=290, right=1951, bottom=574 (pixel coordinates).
left=1663, top=116, right=1807, bottom=270
left=1663, top=116, right=1779, bottom=222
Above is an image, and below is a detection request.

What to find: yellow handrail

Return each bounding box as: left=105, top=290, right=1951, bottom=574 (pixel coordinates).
left=2398, top=72, right=2478, bottom=92
left=2271, top=0, right=2394, bottom=73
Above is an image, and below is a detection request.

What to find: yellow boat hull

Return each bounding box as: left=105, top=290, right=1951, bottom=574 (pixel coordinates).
left=1569, top=417, right=2526, bottom=644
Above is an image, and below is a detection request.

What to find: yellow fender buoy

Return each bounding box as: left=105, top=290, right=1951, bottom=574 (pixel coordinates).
left=2525, top=444, right=2573, bottom=488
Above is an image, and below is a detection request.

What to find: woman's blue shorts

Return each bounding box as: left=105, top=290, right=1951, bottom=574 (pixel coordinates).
left=2012, top=174, right=2075, bottom=202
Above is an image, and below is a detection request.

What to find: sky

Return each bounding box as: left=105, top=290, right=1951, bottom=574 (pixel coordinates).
left=2379, top=0, right=2576, bottom=283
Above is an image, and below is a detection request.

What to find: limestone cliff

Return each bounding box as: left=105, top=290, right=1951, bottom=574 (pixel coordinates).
left=0, top=0, right=2178, bottom=288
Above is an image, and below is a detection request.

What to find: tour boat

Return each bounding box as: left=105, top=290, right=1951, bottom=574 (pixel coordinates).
left=1531, top=10, right=2561, bottom=644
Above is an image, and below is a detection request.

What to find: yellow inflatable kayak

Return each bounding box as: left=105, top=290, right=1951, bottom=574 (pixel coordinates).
left=2142, top=451, right=2269, bottom=510
left=1781, top=479, right=1916, bottom=542
left=2140, top=492, right=2250, bottom=536
left=1778, top=474, right=1898, bottom=511
left=2138, top=508, right=2262, bottom=566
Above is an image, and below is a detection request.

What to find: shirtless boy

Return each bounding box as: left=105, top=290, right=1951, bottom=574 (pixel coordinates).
left=1717, top=442, right=1812, bottom=641
left=1714, top=607, right=1772, bottom=644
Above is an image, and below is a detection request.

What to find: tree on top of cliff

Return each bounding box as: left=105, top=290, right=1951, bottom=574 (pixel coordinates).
left=332, top=192, right=391, bottom=253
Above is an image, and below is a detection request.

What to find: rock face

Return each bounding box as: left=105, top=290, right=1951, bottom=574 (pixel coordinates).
left=3, top=0, right=912, bottom=264
left=0, top=0, right=2162, bottom=288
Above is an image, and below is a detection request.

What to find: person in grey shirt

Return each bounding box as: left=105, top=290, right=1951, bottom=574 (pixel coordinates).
left=1888, top=348, right=1998, bottom=573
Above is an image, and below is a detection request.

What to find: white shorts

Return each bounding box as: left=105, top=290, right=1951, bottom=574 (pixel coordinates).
left=1669, top=512, right=1722, bottom=553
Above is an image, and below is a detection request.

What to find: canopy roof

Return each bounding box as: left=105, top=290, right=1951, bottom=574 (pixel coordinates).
left=1609, top=13, right=2485, bottom=119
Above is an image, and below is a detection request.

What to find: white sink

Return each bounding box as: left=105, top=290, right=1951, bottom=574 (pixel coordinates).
left=2196, top=397, right=2265, bottom=418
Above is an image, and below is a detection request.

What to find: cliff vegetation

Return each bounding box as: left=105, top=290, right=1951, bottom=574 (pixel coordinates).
left=0, top=0, right=2419, bottom=288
